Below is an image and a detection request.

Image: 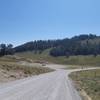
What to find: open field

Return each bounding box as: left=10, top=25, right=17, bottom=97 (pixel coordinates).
left=69, top=69, right=100, bottom=100
left=16, top=51, right=100, bottom=66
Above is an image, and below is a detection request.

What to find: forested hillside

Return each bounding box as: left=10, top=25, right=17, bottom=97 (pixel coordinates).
left=14, top=34, right=100, bottom=57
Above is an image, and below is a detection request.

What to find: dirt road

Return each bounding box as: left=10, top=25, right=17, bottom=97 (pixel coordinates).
left=0, top=64, right=98, bottom=100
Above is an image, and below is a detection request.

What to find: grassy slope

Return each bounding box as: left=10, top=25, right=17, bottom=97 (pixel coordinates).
left=16, top=49, right=100, bottom=66
left=0, top=55, right=53, bottom=83
left=0, top=54, right=53, bottom=76
left=0, top=62, right=53, bottom=76
left=70, top=69, right=100, bottom=100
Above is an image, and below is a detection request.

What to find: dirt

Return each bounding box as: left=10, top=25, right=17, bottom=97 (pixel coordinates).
left=80, top=89, right=92, bottom=100
left=0, top=69, right=28, bottom=84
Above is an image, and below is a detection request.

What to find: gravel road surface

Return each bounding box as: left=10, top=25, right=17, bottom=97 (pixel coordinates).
left=0, top=64, right=98, bottom=100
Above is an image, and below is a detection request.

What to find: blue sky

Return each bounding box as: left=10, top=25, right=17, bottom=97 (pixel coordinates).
left=0, top=0, right=100, bottom=46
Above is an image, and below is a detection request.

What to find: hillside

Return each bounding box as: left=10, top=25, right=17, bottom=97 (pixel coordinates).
left=14, top=34, right=100, bottom=57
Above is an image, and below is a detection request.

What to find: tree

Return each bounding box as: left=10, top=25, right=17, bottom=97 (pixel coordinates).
left=0, top=44, right=6, bottom=56
left=0, top=44, right=14, bottom=56
left=65, top=52, right=70, bottom=58
left=6, top=44, right=14, bottom=55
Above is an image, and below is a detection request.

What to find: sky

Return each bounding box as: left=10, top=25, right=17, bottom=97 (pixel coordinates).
left=0, top=0, right=100, bottom=46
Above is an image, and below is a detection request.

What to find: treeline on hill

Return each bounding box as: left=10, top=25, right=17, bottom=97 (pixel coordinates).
left=14, top=34, right=100, bottom=57
left=0, top=34, right=99, bottom=57
left=14, top=40, right=56, bottom=53
left=0, top=44, right=14, bottom=56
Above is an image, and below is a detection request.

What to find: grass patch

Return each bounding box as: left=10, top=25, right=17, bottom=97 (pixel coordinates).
left=0, top=55, right=54, bottom=83
left=0, top=62, right=53, bottom=76
left=0, top=55, right=33, bottom=63
left=63, top=65, right=85, bottom=69
left=69, top=69, right=100, bottom=100
left=16, top=51, right=100, bottom=66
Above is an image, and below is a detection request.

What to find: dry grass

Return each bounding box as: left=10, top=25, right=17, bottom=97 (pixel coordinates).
left=69, top=69, right=100, bottom=100
left=0, top=57, right=54, bottom=83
